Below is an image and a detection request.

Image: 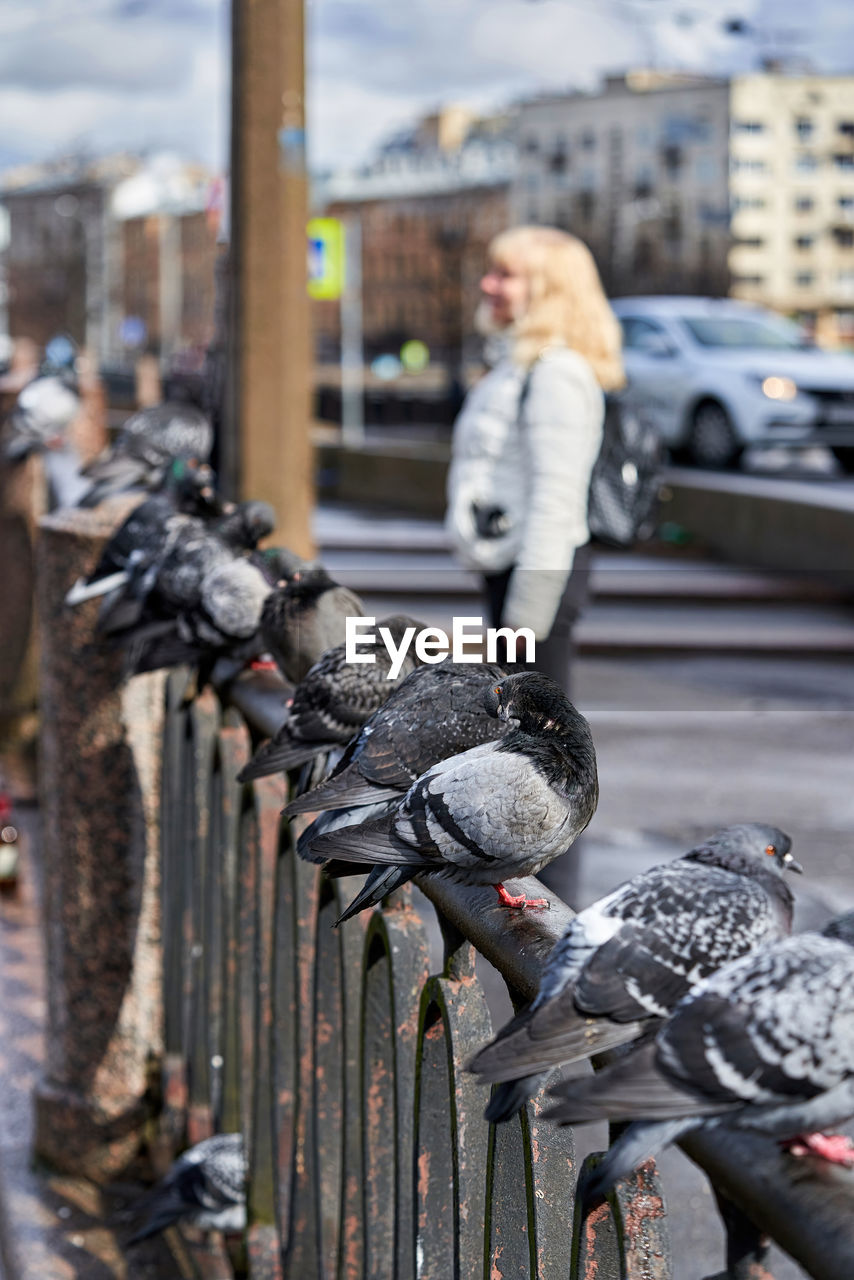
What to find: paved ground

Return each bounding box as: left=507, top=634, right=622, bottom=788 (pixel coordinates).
left=463, top=651, right=854, bottom=1280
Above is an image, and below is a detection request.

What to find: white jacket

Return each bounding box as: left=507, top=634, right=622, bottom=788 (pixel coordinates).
left=445, top=345, right=603, bottom=639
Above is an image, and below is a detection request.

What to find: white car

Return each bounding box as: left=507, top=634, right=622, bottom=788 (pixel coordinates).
left=613, top=296, right=854, bottom=471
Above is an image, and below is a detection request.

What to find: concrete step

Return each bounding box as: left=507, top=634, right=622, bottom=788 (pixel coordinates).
left=350, top=594, right=854, bottom=656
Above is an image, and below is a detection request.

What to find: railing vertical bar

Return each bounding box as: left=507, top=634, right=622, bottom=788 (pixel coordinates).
left=186, top=690, right=220, bottom=1146
left=216, top=719, right=251, bottom=1136
left=247, top=778, right=286, bottom=1279
left=414, top=932, right=492, bottom=1280
left=332, top=879, right=369, bottom=1280
left=281, top=832, right=323, bottom=1279
left=312, top=880, right=347, bottom=1278
left=360, top=892, right=430, bottom=1280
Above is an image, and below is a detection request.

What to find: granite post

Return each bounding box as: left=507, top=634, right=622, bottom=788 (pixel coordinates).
left=33, top=503, right=165, bottom=1181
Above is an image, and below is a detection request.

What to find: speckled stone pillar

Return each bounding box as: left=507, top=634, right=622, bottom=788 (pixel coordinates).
left=34, top=503, right=165, bottom=1181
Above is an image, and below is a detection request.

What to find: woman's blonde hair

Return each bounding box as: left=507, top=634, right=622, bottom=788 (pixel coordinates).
left=488, top=225, right=625, bottom=390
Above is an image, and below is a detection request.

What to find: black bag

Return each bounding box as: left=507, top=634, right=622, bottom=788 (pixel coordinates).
left=586, top=393, right=662, bottom=548
left=515, top=363, right=662, bottom=550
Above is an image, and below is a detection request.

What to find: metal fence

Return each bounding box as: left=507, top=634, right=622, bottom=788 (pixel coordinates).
left=157, top=669, right=854, bottom=1280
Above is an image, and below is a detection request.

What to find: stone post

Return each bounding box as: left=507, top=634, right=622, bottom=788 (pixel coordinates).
left=33, top=503, right=165, bottom=1181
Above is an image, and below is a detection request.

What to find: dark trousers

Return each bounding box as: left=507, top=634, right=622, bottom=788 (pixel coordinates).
left=483, top=542, right=593, bottom=700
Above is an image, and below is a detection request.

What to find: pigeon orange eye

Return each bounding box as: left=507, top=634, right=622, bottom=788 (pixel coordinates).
left=766, top=845, right=776, bottom=856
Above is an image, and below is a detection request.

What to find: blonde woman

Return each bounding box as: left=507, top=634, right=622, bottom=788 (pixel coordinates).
left=446, top=225, right=624, bottom=695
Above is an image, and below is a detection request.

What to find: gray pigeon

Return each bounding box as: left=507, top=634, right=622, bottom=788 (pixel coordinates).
left=469, top=823, right=800, bottom=1122
left=260, top=565, right=365, bottom=684
left=79, top=402, right=213, bottom=507
left=306, top=672, right=599, bottom=926
left=65, top=461, right=221, bottom=608
left=237, top=614, right=427, bottom=782
left=286, top=660, right=513, bottom=858
left=543, top=911, right=854, bottom=1199
left=127, top=1133, right=245, bottom=1244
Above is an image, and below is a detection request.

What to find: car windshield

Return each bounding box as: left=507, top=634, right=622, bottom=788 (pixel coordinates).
left=681, top=315, right=807, bottom=349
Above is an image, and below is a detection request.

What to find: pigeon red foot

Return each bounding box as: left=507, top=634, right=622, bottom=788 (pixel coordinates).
left=785, top=1132, right=854, bottom=1165
left=494, top=882, right=549, bottom=910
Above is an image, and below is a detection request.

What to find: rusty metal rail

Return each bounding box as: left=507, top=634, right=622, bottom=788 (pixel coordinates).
left=156, top=669, right=854, bottom=1280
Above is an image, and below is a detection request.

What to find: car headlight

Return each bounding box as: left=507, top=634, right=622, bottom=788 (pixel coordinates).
left=754, top=375, right=798, bottom=401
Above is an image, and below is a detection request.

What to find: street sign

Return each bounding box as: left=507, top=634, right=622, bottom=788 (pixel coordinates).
left=307, top=217, right=345, bottom=300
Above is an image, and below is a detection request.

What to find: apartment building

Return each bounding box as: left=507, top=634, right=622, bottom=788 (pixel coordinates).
left=513, top=71, right=854, bottom=338
left=728, top=74, right=854, bottom=338
left=512, top=72, right=732, bottom=298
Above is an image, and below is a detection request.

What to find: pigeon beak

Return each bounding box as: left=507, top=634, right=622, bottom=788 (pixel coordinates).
left=784, top=852, right=804, bottom=874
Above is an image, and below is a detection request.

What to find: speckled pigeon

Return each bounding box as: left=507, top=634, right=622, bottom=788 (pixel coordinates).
left=306, top=671, right=599, bottom=925
left=127, top=1133, right=245, bottom=1244
left=542, top=911, right=854, bottom=1199
left=469, top=823, right=799, bottom=1122
left=237, top=614, right=427, bottom=782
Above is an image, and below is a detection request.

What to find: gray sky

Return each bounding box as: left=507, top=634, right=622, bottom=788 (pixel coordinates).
left=0, top=0, right=851, bottom=175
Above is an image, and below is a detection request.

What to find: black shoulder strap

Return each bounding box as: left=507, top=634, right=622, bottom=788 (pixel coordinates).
left=516, top=360, right=537, bottom=425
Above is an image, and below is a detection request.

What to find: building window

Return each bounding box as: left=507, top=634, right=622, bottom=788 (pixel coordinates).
left=733, top=120, right=765, bottom=134
left=663, top=145, right=683, bottom=175
left=794, top=153, right=819, bottom=173
left=795, top=195, right=815, bottom=213
left=839, top=196, right=854, bottom=212
left=549, top=146, right=569, bottom=175
left=580, top=130, right=596, bottom=151
left=733, top=236, right=764, bottom=248
left=731, top=157, right=766, bottom=173
left=732, top=274, right=764, bottom=286
left=838, top=121, right=854, bottom=137
left=834, top=154, right=854, bottom=170
left=732, top=195, right=766, bottom=211
left=834, top=228, right=854, bottom=247
left=576, top=191, right=595, bottom=220
left=794, top=117, right=814, bottom=141
left=795, top=235, right=814, bottom=250
left=795, top=272, right=815, bottom=287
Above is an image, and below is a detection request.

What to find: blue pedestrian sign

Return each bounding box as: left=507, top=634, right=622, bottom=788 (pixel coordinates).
left=307, top=217, right=345, bottom=300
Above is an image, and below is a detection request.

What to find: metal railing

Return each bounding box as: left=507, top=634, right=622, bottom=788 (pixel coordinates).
left=156, top=668, right=854, bottom=1280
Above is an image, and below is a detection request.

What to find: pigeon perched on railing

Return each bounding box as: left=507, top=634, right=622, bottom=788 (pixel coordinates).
left=287, top=660, right=514, bottom=859
left=469, top=823, right=800, bottom=1122
left=260, top=565, right=365, bottom=684
left=305, top=672, right=599, bottom=925
left=65, top=460, right=221, bottom=612
left=127, top=1133, right=245, bottom=1245
left=542, top=911, right=854, bottom=1199
left=237, top=615, right=427, bottom=783
left=78, top=402, right=214, bottom=507
left=2, top=375, right=80, bottom=461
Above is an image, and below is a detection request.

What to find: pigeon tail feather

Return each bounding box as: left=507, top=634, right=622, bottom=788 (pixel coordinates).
left=484, top=1074, right=545, bottom=1124
left=335, top=865, right=415, bottom=925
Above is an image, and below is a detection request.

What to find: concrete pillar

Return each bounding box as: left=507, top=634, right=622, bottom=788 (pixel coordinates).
left=33, top=504, right=165, bottom=1181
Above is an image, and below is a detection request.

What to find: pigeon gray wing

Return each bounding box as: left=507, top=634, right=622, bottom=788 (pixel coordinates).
left=658, top=933, right=854, bottom=1106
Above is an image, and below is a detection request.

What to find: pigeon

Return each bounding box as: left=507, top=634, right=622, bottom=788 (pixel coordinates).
left=127, top=1133, right=245, bottom=1244
left=2, top=375, right=80, bottom=461
left=124, top=555, right=273, bottom=680
left=260, top=565, right=365, bottom=684
left=306, top=671, right=599, bottom=926
left=237, top=614, right=427, bottom=783
left=542, top=911, right=854, bottom=1199
left=64, top=460, right=220, bottom=610
left=79, top=402, right=213, bottom=507
left=469, top=823, right=800, bottom=1122
left=286, top=660, right=513, bottom=859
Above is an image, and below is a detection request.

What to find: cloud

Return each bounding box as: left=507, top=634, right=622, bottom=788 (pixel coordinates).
left=0, top=0, right=852, bottom=175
